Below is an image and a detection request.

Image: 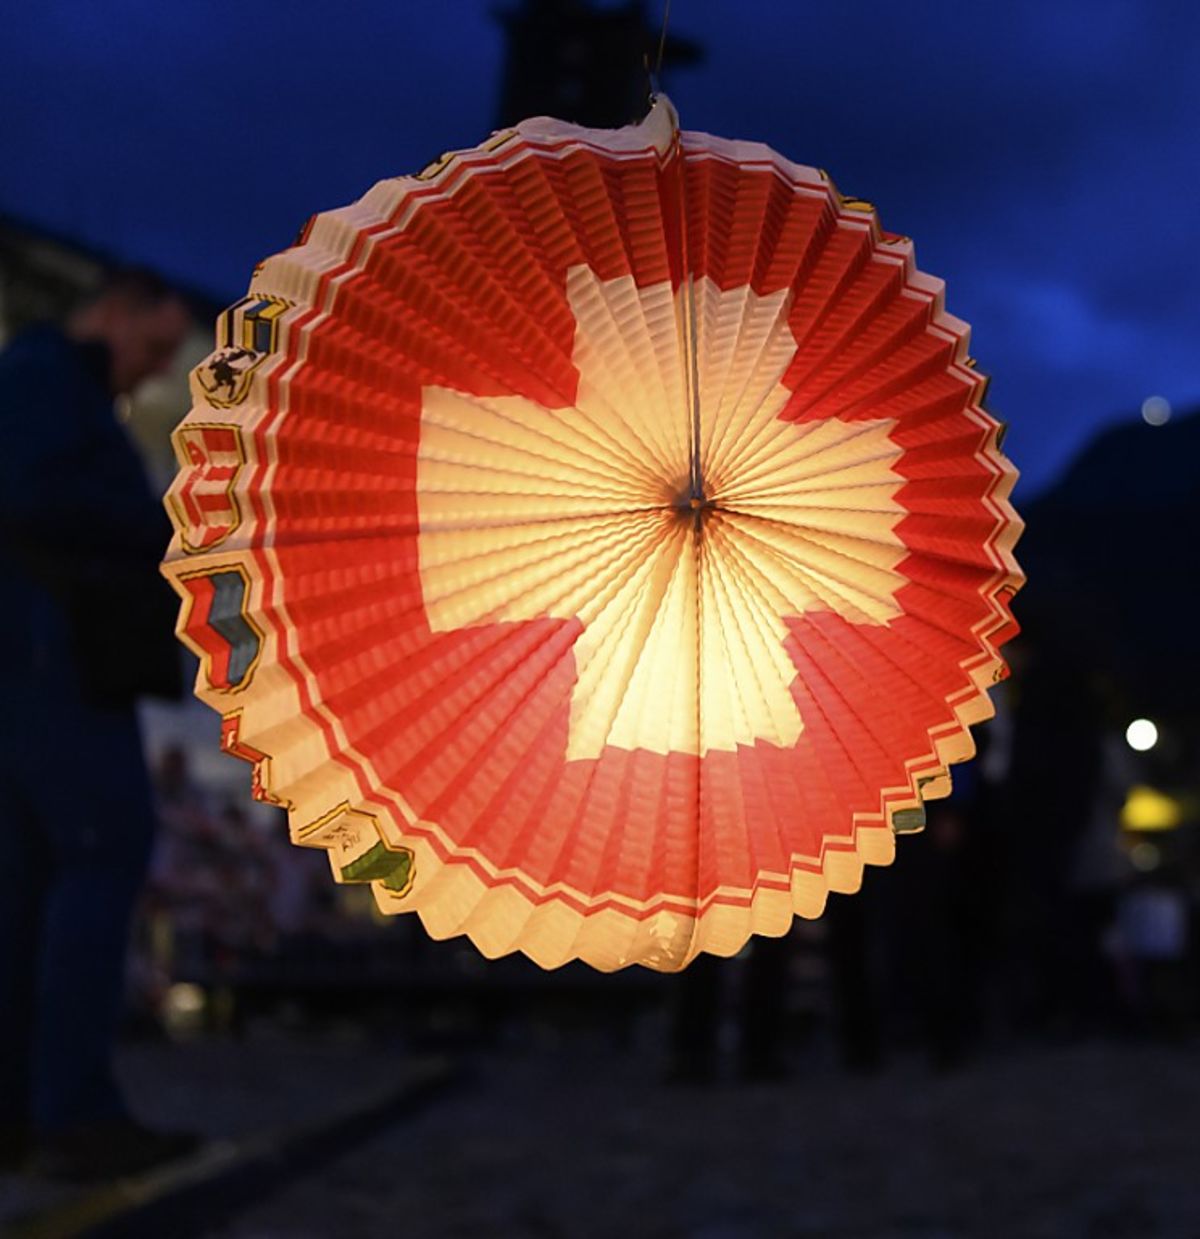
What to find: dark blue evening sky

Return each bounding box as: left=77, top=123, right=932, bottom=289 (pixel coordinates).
left=3, top=0, right=1197, bottom=494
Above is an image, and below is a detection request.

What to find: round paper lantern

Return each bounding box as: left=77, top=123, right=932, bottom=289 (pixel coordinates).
left=163, top=98, right=1023, bottom=971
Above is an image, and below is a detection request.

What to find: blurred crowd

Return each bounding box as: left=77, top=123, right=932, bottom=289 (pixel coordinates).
left=128, top=743, right=402, bottom=1034
left=127, top=648, right=1200, bottom=1073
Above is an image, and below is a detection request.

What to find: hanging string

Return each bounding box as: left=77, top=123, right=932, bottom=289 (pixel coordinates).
left=647, top=0, right=673, bottom=98
left=655, top=0, right=672, bottom=80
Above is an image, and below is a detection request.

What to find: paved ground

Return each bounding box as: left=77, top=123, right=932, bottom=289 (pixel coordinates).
left=4, top=1028, right=1198, bottom=1238
left=0, top=1030, right=444, bottom=1237
left=201, top=1034, right=1200, bottom=1239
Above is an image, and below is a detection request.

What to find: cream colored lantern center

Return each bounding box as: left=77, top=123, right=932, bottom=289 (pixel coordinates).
left=417, top=266, right=907, bottom=760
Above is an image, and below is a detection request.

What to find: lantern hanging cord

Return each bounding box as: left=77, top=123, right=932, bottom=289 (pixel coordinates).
left=647, top=0, right=672, bottom=96
left=656, top=0, right=672, bottom=80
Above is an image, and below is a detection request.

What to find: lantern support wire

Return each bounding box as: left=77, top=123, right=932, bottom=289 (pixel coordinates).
left=648, top=0, right=703, bottom=961
left=647, top=0, right=672, bottom=97
left=685, top=275, right=703, bottom=502
left=655, top=0, right=672, bottom=81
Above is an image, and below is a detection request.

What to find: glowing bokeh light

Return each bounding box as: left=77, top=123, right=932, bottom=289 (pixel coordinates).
left=164, top=982, right=205, bottom=1015
left=1141, top=395, right=1171, bottom=426
left=1121, top=784, right=1182, bottom=831
left=1126, top=718, right=1159, bottom=751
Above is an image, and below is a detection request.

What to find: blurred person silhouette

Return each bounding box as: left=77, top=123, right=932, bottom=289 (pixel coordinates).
left=824, top=710, right=1010, bottom=1075
left=890, top=773, right=989, bottom=1070
left=665, top=932, right=793, bottom=1083
left=1059, top=727, right=1133, bottom=1032
left=0, top=269, right=198, bottom=1179
left=154, top=741, right=208, bottom=811
left=1001, top=624, right=1105, bottom=1035
left=825, top=878, right=888, bottom=1073
left=1116, top=869, right=1192, bottom=1038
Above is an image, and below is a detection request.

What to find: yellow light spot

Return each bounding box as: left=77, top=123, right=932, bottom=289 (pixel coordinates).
left=1121, top=784, right=1183, bottom=832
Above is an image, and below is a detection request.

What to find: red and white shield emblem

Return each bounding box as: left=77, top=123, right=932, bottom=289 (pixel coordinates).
left=169, top=424, right=245, bottom=551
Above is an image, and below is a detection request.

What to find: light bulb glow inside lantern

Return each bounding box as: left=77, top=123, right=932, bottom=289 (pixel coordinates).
left=1125, top=718, right=1159, bottom=751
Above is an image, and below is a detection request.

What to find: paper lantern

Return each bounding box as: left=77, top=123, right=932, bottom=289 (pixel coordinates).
left=163, top=98, right=1023, bottom=971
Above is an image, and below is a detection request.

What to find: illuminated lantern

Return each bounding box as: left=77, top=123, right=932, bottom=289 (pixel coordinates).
left=163, top=99, right=1022, bottom=971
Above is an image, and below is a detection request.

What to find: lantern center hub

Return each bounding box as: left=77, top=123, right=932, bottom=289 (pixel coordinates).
left=673, top=487, right=717, bottom=529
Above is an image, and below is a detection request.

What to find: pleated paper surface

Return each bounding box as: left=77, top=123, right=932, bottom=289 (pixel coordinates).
left=163, top=97, right=1022, bottom=971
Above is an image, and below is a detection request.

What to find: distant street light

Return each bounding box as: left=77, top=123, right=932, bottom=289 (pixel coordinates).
left=1125, top=718, right=1159, bottom=751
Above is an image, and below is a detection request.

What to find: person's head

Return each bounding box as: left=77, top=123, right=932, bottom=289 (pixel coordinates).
left=67, top=267, right=193, bottom=395
left=156, top=743, right=190, bottom=799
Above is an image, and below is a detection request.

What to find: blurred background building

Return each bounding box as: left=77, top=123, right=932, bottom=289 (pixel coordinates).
left=495, top=0, right=701, bottom=128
